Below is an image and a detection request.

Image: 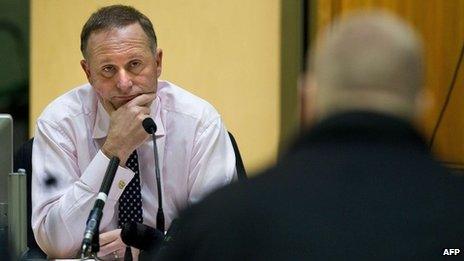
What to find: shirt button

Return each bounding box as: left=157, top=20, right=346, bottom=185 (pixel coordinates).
left=118, top=180, right=126, bottom=189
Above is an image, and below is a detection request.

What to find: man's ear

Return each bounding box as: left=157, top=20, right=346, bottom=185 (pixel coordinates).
left=155, top=48, right=163, bottom=78
left=80, top=60, right=92, bottom=83
left=299, top=72, right=318, bottom=130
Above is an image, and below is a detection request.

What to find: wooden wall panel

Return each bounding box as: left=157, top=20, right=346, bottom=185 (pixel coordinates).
left=311, top=0, right=464, bottom=166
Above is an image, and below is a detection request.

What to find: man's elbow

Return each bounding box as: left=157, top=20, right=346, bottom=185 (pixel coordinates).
left=33, top=221, right=79, bottom=258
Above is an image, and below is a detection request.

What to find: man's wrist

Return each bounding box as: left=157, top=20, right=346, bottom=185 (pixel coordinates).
left=101, top=142, right=128, bottom=166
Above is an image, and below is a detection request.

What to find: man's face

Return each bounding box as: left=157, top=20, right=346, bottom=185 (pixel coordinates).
left=81, top=23, right=162, bottom=109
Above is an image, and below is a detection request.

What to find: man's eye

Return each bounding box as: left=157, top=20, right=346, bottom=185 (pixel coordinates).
left=101, top=66, right=115, bottom=77
left=130, top=61, right=141, bottom=67
left=102, top=66, right=114, bottom=72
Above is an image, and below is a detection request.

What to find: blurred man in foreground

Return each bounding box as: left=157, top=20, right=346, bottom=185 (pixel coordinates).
left=158, top=11, right=464, bottom=260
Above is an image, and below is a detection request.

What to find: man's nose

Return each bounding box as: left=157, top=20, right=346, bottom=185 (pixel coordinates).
left=116, top=70, right=133, bottom=91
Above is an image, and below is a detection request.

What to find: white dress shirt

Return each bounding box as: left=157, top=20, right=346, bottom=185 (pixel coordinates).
left=32, top=80, right=236, bottom=258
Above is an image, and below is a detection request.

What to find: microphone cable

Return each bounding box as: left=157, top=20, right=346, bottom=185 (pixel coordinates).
left=428, top=40, right=464, bottom=150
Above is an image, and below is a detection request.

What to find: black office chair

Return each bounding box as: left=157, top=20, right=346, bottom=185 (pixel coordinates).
left=13, top=138, right=47, bottom=260
left=228, top=132, right=247, bottom=181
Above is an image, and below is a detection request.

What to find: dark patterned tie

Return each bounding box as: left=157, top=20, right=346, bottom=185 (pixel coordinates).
left=118, top=151, right=143, bottom=227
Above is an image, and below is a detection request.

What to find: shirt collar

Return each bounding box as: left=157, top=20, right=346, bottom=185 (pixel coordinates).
left=92, top=95, right=165, bottom=139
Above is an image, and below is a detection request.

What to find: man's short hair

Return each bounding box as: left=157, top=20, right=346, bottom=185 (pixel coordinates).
left=310, top=11, right=424, bottom=119
left=80, top=5, right=157, bottom=57
left=314, top=12, right=423, bottom=96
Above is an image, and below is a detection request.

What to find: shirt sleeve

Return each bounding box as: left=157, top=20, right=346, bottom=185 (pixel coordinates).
left=31, top=119, right=134, bottom=258
left=187, top=116, right=237, bottom=204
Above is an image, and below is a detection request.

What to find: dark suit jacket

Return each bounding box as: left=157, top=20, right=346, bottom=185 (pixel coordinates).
left=157, top=112, right=464, bottom=260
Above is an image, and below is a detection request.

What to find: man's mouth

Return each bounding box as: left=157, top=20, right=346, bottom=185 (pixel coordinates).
left=114, top=94, right=138, bottom=101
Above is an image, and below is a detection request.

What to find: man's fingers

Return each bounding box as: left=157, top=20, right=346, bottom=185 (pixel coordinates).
left=127, top=104, right=150, bottom=114
left=126, top=92, right=156, bottom=108
left=99, top=238, right=124, bottom=257
left=99, top=229, right=125, bottom=257
left=99, top=229, right=121, bottom=246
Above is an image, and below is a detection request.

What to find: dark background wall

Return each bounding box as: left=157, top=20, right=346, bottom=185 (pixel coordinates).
left=0, top=0, right=30, bottom=153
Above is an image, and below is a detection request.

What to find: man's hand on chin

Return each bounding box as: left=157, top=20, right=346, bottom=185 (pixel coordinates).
left=100, top=93, right=155, bottom=165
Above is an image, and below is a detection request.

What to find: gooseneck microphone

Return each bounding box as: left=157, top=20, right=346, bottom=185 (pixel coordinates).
left=142, top=117, right=165, bottom=233
left=81, top=156, right=120, bottom=258
left=121, top=221, right=164, bottom=250
left=121, top=218, right=182, bottom=260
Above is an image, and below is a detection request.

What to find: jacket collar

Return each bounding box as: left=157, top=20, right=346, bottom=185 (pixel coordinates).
left=292, top=111, right=427, bottom=152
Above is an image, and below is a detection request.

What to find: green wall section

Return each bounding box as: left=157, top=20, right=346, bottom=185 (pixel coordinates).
left=0, top=0, right=30, bottom=151
left=279, top=0, right=303, bottom=156
left=0, top=0, right=29, bottom=92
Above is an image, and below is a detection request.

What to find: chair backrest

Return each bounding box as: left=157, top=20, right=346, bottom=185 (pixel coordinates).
left=228, top=132, right=247, bottom=181
left=13, top=138, right=47, bottom=259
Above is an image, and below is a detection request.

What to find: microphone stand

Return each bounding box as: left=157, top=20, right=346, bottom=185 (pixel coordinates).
left=151, top=131, right=165, bottom=233
left=80, top=156, right=120, bottom=259
left=142, top=117, right=165, bottom=233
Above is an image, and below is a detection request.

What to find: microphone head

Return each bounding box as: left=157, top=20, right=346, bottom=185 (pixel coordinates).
left=121, top=221, right=164, bottom=251
left=142, top=117, right=157, bottom=134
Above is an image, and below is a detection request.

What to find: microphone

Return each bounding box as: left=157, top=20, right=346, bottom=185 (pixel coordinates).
left=142, top=117, right=157, bottom=134
left=81, top=156, right=120, bottom=258
left=121, top=221, right=164, bottom=250
left=121, top=219, right=182, bottom=261
left=142, top=118, right=165, bottom=233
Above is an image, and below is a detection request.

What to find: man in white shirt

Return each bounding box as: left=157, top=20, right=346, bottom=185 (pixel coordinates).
left=32, top=5, right=236, bottom=259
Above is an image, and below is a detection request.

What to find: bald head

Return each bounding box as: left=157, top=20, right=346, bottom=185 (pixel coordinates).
left=305, top=11, right=424, bottom=124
